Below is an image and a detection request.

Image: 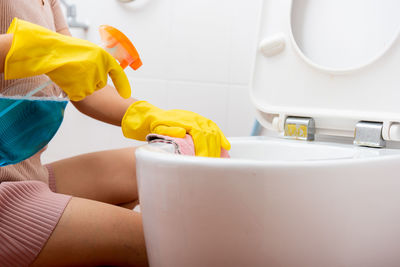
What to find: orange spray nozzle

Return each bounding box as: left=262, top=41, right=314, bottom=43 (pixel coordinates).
left=99, top=25, right=142, bottom=70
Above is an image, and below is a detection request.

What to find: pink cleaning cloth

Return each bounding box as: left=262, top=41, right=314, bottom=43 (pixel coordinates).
left=146, top=134, right=230, bottom=158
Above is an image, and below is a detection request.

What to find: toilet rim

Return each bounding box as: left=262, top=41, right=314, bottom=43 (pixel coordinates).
left=288, top=0, right=400, bottom=74
left=137, top=141, right=400, bottom=169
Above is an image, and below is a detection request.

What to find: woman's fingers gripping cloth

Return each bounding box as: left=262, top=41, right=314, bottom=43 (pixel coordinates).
left=146, top=134, right=230, bottom=158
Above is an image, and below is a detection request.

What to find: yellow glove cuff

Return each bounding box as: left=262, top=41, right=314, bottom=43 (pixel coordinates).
left=121, top=100, right=162, bottom=141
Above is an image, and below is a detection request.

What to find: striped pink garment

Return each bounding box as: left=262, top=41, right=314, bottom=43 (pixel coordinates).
left=0, top=1, right=72, bottom=266
left=0, top=180, right=70, bottom=266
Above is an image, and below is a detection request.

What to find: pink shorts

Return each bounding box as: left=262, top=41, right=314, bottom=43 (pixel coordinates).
left=0, top=165, right=71, bottom=267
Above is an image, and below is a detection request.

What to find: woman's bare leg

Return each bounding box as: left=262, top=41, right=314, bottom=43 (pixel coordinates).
left=31, top=197, right=148, bottom=267
left=33, top=147, right=148, bottom=265
left=32, top=147, right=149, bottom=266
left=49, top=147, right=139, bottom=207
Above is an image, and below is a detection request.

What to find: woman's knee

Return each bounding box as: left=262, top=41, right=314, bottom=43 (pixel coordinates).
left=49, top=147, right=139, bottom=205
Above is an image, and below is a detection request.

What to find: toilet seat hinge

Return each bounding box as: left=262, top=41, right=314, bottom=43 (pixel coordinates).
left=284, top=117, right=315, bottom=141
left=354, top=121, right=386, bottom=148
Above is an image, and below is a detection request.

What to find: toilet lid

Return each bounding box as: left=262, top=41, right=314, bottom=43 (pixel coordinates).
left=252, top=0, right=400, bottom=141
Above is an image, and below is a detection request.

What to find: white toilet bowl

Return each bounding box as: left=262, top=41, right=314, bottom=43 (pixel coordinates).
left=136, top=0, right=400, bottom=266
left=137, top=137, right=400, bottom=267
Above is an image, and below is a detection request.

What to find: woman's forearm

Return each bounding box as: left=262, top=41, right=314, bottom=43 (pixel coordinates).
left=0, top=34, right=13, bottom=73
left=71, top=84, right=137, bottom=126
left=57, top=28, right=136, bottom=126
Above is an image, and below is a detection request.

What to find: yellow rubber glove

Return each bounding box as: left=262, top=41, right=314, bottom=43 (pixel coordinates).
left=4, top=18, right=130, bottom=101
left=122, top=101, right=231, bottom=157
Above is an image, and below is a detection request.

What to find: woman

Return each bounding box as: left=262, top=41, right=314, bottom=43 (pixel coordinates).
left=0, top=1, right=230, bottom=266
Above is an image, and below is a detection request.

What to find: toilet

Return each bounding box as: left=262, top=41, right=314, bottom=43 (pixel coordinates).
left=135, top=1, right=400, bottom=266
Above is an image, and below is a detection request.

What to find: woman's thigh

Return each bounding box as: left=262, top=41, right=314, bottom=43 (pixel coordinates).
left=31, top=197, right=148, bottom=267
left=49, top=147, right=138, bottom=205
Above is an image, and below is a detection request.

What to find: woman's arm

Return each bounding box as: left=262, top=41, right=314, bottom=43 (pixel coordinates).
left=0, top=34, right=13, bottom=73
left=57, top=28, right=137, bottom=126
left=71, top=84, right=136, bottom=126
left=1, top=24, right=133, bottom=126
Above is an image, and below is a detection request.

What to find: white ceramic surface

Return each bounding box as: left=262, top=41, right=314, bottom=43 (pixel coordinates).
left=136, top=136, right=400, bottom=267
left=132, top=1, right=400, bottom=266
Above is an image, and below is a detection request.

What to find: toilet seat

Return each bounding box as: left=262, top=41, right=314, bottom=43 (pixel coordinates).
left=252, top=0, right=400, bottom=142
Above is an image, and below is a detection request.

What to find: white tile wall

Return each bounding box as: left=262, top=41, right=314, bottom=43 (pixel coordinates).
left=42, top=0, right=261, bottom=163
left=165, top=81, right=230, bottom=132
left=165, top=0, right=232, bottom=83
left=227, top=85, right=257, bottom=137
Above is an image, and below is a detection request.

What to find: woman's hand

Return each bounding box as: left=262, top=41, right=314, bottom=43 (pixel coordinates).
left=4, top=18, right=130, bottom=101
left=122, top=101, right=231, bottom=158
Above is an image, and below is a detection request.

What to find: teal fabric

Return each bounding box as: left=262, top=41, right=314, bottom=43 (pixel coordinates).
left=0, top=97, right=67, bottom=166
